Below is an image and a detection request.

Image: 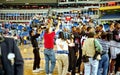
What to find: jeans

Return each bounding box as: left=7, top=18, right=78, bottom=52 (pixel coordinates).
left=44, top=49, right=56, bottom=74
left=84, top=58, right=99, bottom=75
left=98, top=54, right=109, bottom=75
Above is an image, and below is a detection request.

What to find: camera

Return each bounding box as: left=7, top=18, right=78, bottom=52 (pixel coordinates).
left=41, top=26, right=47, bottom=29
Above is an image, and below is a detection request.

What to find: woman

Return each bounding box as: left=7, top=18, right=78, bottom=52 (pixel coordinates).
left=56, top=32, right=69, bottom=75
left=29, top=28, right=41, bottom=72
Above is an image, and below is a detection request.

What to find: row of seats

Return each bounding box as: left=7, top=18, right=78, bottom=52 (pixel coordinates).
left=101, top=13, right=120, bottom=19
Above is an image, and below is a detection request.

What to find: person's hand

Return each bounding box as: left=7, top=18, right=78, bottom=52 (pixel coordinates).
left=76, top=52, right=78, bottom=56
left=48, top=19, right=53, bottom=25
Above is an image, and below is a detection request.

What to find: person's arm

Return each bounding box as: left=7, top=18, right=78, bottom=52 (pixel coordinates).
left=94, top=39, right=103, bottom=52
left=32, top=28, right=42, bottom=39
left=110, top=40, right=120, bottom=48
left=55, top=20, right=61, bottom=33
left=32, top=34, right=40, bottom=39
left=47, top=19, right=53, bottom=29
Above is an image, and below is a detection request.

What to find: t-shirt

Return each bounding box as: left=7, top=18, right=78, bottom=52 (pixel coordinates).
left=56, top=38, right=68, bottom=50
left=44, top=32, right=55, bottom=49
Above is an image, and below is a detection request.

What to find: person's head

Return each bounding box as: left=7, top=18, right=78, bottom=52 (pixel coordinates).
left=76, top=27, right=81, bottom=33
left=99, top=24, right=103, bottom=31
left=114, top=22, right=120, bottom=30
left=110, top=22, right=115, bottom=28
left=58, top=32, right=64, bottom=40
left=87, top=27, right=92, bottom=32
left=100, top=32, right=107, bottom=40
left=88, top=32, right=95, bottom=38
left=81, top=25, right=87, bottom=31
left=29, top=29, right=34, bottom=36
left=72, top=26, right=76, bottom=32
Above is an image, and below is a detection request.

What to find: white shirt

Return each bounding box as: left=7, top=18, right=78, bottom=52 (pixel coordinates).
left=56, top=38, right=68, bottom=51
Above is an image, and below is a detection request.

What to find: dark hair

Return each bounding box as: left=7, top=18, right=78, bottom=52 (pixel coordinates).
left=114, top=22, right=120, bottom=30
left=59, top=32, right=64, bottom=40
left=106, top=32, right=113, bottom=41
left=101, top=32, right=107, bottom=39
left=29, top=29, right=34, bottom=36
left=72, top=26, right=76, bottom=29
left=87, top=27, right=92, bottom=32
left=88, top=32, right=95, bottom=38
left=99, top=24, right=103, bottom=28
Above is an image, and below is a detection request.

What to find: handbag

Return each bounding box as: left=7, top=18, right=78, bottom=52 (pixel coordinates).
left=82, top=55, right=89, bottom=63
left=93, top=39, right=101, bottom=60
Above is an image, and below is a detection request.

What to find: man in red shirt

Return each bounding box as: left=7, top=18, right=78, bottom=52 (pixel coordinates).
left=43, top=17, right=60, bottom=75
left=44, top=31, right=55, bottom=49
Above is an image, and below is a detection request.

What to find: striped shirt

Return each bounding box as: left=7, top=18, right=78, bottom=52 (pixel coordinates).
left=98, top=39, right=109, bottom=54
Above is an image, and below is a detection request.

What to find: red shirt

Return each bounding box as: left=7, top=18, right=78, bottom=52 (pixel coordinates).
left=44, top=32, right=55, bottom=49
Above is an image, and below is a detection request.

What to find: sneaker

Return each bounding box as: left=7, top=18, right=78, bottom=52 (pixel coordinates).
left=116, top=71, right=120, bottom=75
left=49, top=73, right=52, bottom=75
left=80, top=72, right=83, bottom=75
left=32, top=69, right=40, bottom=73
left=75, top=73, right=79, bottom=75
left=36, top=68, right=44, bottom=71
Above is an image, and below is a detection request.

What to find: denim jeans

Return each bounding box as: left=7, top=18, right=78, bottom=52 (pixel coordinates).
left=84, top=58, right=99, bottom=75
left=97, top=54, right=109, bottom=75
left=44, top=49, right=56, bottom=74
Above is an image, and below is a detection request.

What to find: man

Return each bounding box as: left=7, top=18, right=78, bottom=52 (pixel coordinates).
left=43, top=17, right=60, bottom=75
left=82, top=32, right=103, bottom=75
left=0, top=36, right=24, bottom=75
left=29, top=27, right=42, bottom=72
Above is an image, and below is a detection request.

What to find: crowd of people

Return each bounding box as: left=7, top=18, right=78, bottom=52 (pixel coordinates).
left=0, top=13, right=120, bottom=75
left=28, top=15, right=120, bottom=75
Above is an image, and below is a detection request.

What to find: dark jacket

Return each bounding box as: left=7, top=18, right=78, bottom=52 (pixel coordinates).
left=1, top=37, right=24, bottom=75
left=30, top=34, right=40, bottom=47
left=113, top=29, right=120, bottom=42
